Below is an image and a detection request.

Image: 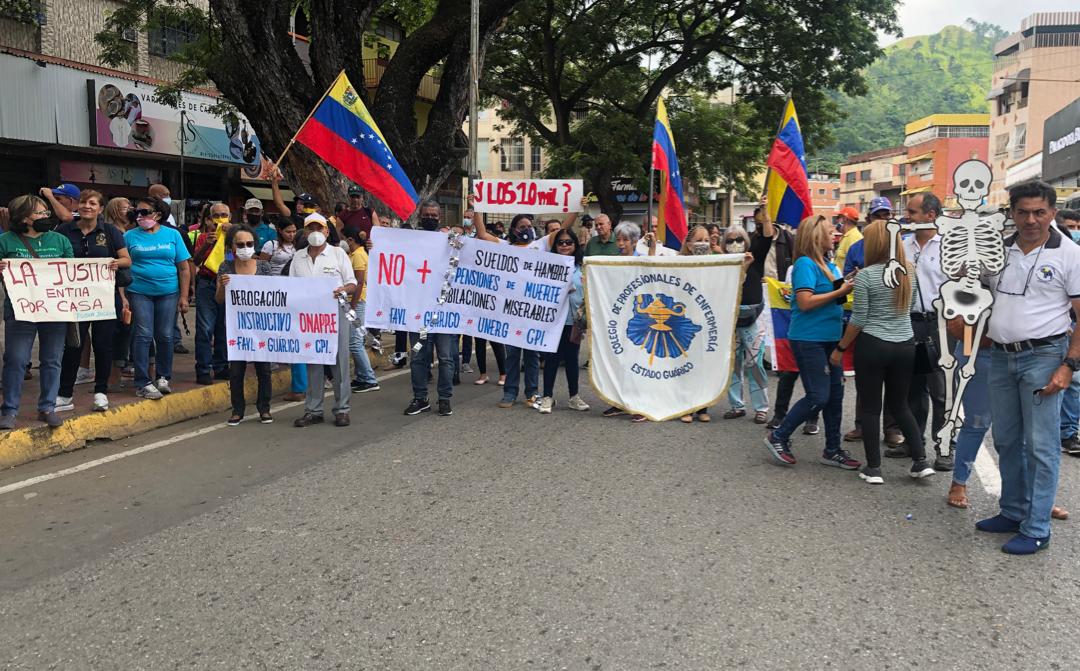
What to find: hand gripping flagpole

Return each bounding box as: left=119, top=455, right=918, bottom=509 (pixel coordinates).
left=273, top=71, right=344, bottom=170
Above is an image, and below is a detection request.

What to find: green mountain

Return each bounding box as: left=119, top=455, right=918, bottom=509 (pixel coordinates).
left=813, top=21, right=1006, bottom=170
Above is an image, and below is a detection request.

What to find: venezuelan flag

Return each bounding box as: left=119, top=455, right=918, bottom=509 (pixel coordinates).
left=651, top=97, right=687, bottom=249
left=765, top=277, right=798, bottom=372
left=296, top=72, right=419, bottom=220
left=765, top=99, right=812, bottom=227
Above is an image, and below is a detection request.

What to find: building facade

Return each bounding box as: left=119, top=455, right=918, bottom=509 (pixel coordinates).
left=839, top=146, right=906, bottom=216
left=988, top=11, right=1080, bottom=206
left=1042, top=96, right=1080, bottom=206
left=902, top=114, right=989, bottom=208
left=808, top=173, right=840, bottom=216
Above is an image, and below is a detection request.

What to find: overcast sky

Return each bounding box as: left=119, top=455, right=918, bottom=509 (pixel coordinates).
left=886, top=0, right=1079, bottom=44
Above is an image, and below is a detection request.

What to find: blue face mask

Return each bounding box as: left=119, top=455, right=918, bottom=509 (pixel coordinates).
left=1071, top=229, right=1080, bottom=243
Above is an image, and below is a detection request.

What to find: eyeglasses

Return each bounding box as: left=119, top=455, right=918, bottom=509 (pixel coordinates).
left=234, top=241, right=255, bottom=248
left=32, top=209, right=51, bottom=217
left=995, top=244, right=1046, bottom=297
left=133, top=208, right=154, bottom=217
left=556, top=239, right=575, bottom=246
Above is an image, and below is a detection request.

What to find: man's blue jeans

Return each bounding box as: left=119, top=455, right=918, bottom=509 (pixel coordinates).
left=989, top=338, right=1068, bottom=539
left=502, top=345, right=539, bottom=402
left=2, top=319, right=66, bottom=415
left=951, top=346, right=992, bottom=486
left=349, top=302, right=377, bottom=385
left=409, top=332, right=455, bottom=401
left=129, top=291, right=179, bottom=389
left=194, top=276, right=227, bottom=375
left=773, top=339, right=844, bottom=454
left=1060, top=370, right=1079, bottom=441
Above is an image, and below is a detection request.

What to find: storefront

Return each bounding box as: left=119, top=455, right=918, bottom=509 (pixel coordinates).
left=0, top=51, right=265, bottom=214
left=1043, top=96, right=1080, bottom=207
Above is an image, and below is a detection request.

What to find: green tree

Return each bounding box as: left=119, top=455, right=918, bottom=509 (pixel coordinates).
left=483, top=0, right=900, bottom=218
left=95, top=0, right=523, bottom=211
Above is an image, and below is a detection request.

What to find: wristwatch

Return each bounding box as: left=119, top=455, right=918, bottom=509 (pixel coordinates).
left=1064, top=357, right=1080, bottom=372
left=836, top=344, right=847, bottom=353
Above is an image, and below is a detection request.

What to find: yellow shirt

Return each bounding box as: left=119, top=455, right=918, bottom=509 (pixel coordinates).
left=349, top=246, right=369, bottom=302
left=836, top=227, right=863, bottom=270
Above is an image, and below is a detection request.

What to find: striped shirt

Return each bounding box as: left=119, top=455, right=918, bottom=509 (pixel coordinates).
left=850, top=263, right=919, bottom=343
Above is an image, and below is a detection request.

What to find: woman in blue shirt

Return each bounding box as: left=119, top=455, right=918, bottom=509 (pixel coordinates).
left=537, top=229, right=589, bottom=414
left=764, top=215, right=860, bottom=469
left=124, top=196, right=191, bottom=400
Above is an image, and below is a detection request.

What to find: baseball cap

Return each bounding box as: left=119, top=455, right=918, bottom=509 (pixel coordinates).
left=243, top=198, right=263, bottom=211
left=347, top=186, right=364, bottom=197
left=304, top=213, right=328, bottom=228
left=52, top=183, right=81, bottom=200
left=837, top=206, right=860, bottom=222
left=869, top=196, right=892, bottom=214
left=295, top=192, right=318, bottom=205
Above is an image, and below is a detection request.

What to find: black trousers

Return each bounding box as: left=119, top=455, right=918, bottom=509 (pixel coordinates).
left=395, top=330, right=408, bottom=353
left=774, top=370, right=820, bottom=422
left=542, top=325, right=580, bottom=397
left=59, top=319, right=117, bottom=396
left=474, top=338, right=506, bottom=376
left=229, top=360, right=272, bottom=417
left=909, top=317, right=947, bottom=446
left=853, top=334, right=925, bottom=468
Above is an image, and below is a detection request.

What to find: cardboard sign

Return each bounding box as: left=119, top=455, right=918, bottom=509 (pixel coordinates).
left=1, top=259, right=116, bottom=322
left=472, top=179, right=584, bottom=214
left=224, top=275, right=340, bottom=365
left=365, top=227, right=573, bottom=352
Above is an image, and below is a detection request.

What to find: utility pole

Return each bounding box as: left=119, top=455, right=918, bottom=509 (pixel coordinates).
left=467, top=0, right=479, bottom=204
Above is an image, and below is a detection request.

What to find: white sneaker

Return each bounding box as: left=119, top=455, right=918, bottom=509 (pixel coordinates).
left=136, top=384, right=163, bottom=400
left=567, top=395, right=591, bottom=411
left=537, top=396, right=554, bottom=414
left=54, top=396, right=75, bottom=412
left=154, top=377, right=172, bottom=395
left=92, top=393, right=109, bottom=412
left=74, top=367, right=94, bottom=385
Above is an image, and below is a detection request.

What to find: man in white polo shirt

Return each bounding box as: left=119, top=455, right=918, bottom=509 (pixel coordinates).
left=977, top=181, right=1080, bottom=555
left=289, top=213, right=357, bottom=428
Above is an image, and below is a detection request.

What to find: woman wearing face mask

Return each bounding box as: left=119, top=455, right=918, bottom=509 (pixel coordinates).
left=216, top=224, right=274, bottom=425
left=720, top=220, right=774, bottom=425
left=54, top=190, right=132, bottom=413
left=0, top=195, right=74, bottom=429
left=763, top=214, right=861, bottom=469
left=124, top=196, right=191, bottom=400
left=537, top=229, right=590, bottom=414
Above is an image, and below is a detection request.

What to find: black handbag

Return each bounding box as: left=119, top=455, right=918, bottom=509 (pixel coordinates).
left=912, top=338, right=940, bottom=375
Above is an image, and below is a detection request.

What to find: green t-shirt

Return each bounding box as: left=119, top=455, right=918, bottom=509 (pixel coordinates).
left=0, top=231, right=74, bottom=260
left=584, top=235, right=619, bottom=256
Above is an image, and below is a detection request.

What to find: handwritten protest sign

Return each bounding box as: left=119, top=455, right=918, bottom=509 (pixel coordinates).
left=1, top=259, right=116, bottom=322
left=224, top=275, right=340, bottom=365
left=365, top=227, right=573, bottom=352
left=472, top=179, right=583, bottom=214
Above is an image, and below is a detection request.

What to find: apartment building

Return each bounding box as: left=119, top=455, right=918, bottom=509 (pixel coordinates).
left=902, top=114, right=989, bottom=209
left=839, top=146, right=906, bottom=216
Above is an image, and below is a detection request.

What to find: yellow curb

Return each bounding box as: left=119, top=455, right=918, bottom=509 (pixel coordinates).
left=0, top=368, right=292, bottom=470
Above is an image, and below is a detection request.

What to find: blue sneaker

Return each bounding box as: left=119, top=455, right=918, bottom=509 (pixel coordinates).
left=1001, top=533, right=1050, bottom=555
left=763, top=432, right=796, bottom=466
left=975, top=514, right=1021, bottom=534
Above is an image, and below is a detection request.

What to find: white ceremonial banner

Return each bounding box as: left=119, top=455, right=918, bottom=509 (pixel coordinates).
left=471, top=178, right=584, bottom=214
left=365, top=227, right=573, bottom=352
left=585, top=255, right=744, bottom=421
left=224, top=274, right=339, bottom=364
left=1, top=259, right=116, bottom=322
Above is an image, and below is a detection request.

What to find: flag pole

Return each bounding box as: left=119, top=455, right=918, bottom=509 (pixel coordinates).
left=273, top=71, right=344, bottom=169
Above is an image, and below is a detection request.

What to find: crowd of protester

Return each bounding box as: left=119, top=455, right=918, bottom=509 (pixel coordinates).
left=2, top=178, right=1079, bottom=555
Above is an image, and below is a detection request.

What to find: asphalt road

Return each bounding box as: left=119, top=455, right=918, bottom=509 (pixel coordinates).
left=1, top=365, right=1079, bottom=670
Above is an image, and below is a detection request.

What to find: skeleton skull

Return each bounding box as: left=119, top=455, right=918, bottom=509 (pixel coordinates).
left=952, top=160, right=992, bottom=211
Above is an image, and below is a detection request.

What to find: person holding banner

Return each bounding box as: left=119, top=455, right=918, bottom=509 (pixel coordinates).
left=124, top=196, right=192, bottom=400
left=215, top=224, right=275, bottom=426
left=537, top=229, right=590, bottom=414
left=289, top=213, right=356, bottom=428
left=763, top=215, right=861, bottom=468
left=0, top=195, right=74, bottom=429
left=54, top=190, right=131, bottom=413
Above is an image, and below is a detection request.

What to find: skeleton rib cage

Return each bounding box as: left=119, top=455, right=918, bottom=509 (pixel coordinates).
left=939, top=218, right=1006, bottom=280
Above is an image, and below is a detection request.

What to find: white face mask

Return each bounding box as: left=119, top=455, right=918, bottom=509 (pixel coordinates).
left=235, top=246, right=255, bottom=260
left=161, top=197, right=172, bottom=205
left=307, top=231, right=327, bottom=247
left=726, top=240, right=746, bottom=253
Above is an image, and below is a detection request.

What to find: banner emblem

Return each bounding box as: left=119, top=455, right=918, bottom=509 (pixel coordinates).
left=628, top=294, right=701, bottom=365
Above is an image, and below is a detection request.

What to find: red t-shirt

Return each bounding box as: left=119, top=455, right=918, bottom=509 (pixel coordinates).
left=340, top=207, right=373, bottom=235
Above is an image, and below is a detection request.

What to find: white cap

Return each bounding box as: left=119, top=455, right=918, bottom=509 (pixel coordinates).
left=304, top=212, right=328, bottom=228
left=243, top=198, right=263, bottom=211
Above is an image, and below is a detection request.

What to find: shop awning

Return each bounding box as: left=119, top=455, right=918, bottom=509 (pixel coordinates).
left=904, top=152, right=934, bottom=164
left=242, top=185, right=295, bottom=203
left=900, top=186, right=931, bottom=196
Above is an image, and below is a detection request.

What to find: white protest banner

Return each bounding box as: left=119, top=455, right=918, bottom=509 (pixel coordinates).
left=1, top=259, right=116, bottom=322
left=365, top=227, right=572, bottom=352
left=224, top=274, right=340, bottom=365
left=584, top=255, right=744, bottom=421
left=472, top=179, right=584, bottom=214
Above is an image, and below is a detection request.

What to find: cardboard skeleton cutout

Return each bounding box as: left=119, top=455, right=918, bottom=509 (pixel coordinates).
left=882, top=160, right=1008, bottom=456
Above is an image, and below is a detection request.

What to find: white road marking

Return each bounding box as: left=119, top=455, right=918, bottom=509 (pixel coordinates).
left=0, top=368, right=410, bottom=498
left=974, top=440, right=1002, bottom=498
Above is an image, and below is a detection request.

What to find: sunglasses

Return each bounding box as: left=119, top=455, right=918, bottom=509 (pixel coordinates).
left=555, top=239, right=575, bottom=246
left=234, top=240, right=255, bottom=248
left=134, top=208, right=154, bottom=217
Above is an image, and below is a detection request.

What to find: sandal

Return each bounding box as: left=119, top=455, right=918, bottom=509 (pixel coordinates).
left=680, top=415, right=693, bottom=423
left=1053, top=505, right=1069, bottom=521
left=723, top=409, right=746, bottom=420
left=753, top=411, right=768, bottom=424
left=697, top=412, right=711, bottom=423
left=947, top=482, right=968, bottom=509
